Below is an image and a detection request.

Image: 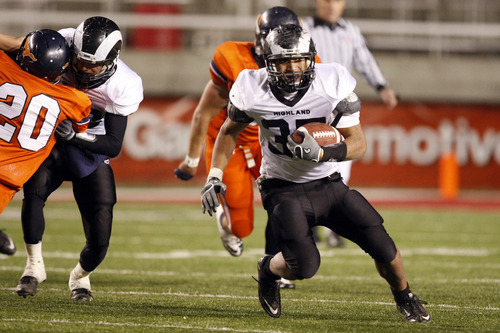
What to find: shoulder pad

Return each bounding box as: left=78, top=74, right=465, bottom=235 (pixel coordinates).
left=335, top=92, right=361, bottom=115
left=227, top=100, right=254, bottom=123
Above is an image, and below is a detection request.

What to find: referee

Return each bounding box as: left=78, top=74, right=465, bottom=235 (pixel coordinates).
left=302, top=0, right=399, bottom=247
left=302, top=0, right=398, bottom=110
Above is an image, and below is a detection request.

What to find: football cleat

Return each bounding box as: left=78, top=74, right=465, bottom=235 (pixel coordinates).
left=71, top=288, right=93, bottom=301
left=396, top=293, right=431, bottom=322
left=256, top=256, right=281, bottom=318
left=217, top=210, right=243, bottom=257
left=16, top=276, right=40, bottom=298
left=220, top=233, right=243, bottom=257
left=0, top=230, right=16, bottom=255
left=278, top=278, right=296, bottom=289
left=17, top=253, right=47, bottom=298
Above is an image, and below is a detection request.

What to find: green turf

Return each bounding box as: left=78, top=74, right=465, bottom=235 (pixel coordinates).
left=1, top=200, right=499, bottom=332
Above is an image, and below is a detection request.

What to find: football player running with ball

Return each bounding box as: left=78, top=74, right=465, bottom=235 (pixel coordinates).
left=201, top=24, right=430, bottom=322
left=175, top=7, right=304, bottom=289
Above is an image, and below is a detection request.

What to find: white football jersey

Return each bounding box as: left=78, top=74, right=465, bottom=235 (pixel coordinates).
left=59, top=28, right=144, bottom=135
left=229, top=63, right=359, bottom=183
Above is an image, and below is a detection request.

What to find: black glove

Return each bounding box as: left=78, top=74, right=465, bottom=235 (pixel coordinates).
left=55, top=119, right=75, bottom=141
left=201, top=177, right=227, bottom=216
left=174, top=168, right=194, bottom=181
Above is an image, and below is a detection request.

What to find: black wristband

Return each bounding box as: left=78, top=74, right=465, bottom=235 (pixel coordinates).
left=321, top=141, right=347, bottom=162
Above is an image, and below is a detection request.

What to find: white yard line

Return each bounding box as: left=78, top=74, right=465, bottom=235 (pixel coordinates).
left=0, top=318, right=285, bottom=333
left=1, top=246, right=496, bottom=261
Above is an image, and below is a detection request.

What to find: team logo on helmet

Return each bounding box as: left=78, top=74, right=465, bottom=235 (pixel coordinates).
left=21, top=37, right=37, bottom=62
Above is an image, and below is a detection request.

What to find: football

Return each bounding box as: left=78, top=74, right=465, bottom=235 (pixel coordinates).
left=291, top=122, right=342, bottom=146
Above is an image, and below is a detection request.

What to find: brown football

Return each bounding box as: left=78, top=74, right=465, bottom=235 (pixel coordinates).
left=291, top=122, right=342, bottom=146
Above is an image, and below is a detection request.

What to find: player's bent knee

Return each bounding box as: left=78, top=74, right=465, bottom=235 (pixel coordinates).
left=284, top=242, right=321, bottom=280
left=293, top=256, right=320, bottom=279
left=231, top=223, right=253, bottom=238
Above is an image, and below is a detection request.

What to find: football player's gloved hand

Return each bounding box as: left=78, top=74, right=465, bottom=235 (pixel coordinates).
left=201, top=177, right=227, bottom=216
left=286, top=130, right=323, bottom=162
left=174, top=168, right=194, bottom=181
left=55, top=119, right=75, bottom=141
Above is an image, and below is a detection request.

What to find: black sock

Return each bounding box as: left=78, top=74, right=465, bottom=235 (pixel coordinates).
left=392, top=283, right=411, bottom=303
left=261, top=256, right=280, bottom=282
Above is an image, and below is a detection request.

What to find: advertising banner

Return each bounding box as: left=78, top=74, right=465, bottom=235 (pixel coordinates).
left=113, top=97, right=500, bottom=189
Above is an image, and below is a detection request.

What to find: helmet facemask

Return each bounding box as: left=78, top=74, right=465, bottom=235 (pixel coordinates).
left=71, top=53, right=118, bottom=89
left=264, top=25, right=316, bottom=93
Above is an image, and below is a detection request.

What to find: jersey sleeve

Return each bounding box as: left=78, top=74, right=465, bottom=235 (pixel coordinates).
left=335, top=63, right=357, bottom=100
left=210, top=41, right=257, bottom=92
left=228, top=69, right=251, bottom=111
left=58, top=28, right=76, bottom=45
left=210, top=44, right=231, bottom=90
left=63, top=87, right=91, bottom=133
left=105, top=63, right=144, bottom=116
left=336, top=111, right=360, bottom=129
left=319, top=63, right=360, bottom=129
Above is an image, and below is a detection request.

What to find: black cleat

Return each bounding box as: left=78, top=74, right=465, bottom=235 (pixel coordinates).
left=256, top=256, right=281, bottom=318
left=396, top=293, right=431, bottom=322
left=71, top=288, right=93, bottom=301
left=0, top=230, right=16, bottom=255
left=16, top=276, right=39, bottom=298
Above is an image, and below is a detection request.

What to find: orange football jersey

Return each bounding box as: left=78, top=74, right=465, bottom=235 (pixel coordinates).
left=208, top=41, right=260, bottom=144
left=0, top=51, right=91, bottom=190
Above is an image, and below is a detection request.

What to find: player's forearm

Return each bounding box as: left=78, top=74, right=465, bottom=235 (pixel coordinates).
left=70, top=113, right=127, bottom=157
left=0, top=33, right=23, bottom=52
left=186, top=80, right=227, bottom=159
left=337, top=124, right=367, bottom=161
left=343, top=135, right=367, bottom=160
left=187, top=110, right=212, bottom=159
left=210, top=133, right=237, bottom=174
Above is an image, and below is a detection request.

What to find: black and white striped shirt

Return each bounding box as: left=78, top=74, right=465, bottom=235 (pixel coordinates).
left=302, top=16, right=388, bottom=91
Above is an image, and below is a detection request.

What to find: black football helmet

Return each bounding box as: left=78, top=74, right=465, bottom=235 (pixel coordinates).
left=71, top=16, right=122, bottom=89
left=263, top=24, right=316, bottom=93
left=17, top=29, right=70, bottom=83
left=254, top=6, right=301, bottom=57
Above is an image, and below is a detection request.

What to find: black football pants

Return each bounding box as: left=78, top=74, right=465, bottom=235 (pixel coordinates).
left=260, top=172, right=397, bottom=280
left=22, top=143, right=116, bottom=272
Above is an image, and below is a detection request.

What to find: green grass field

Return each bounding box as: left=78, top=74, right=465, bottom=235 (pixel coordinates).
left=1, top=199, right=499, bottom=332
